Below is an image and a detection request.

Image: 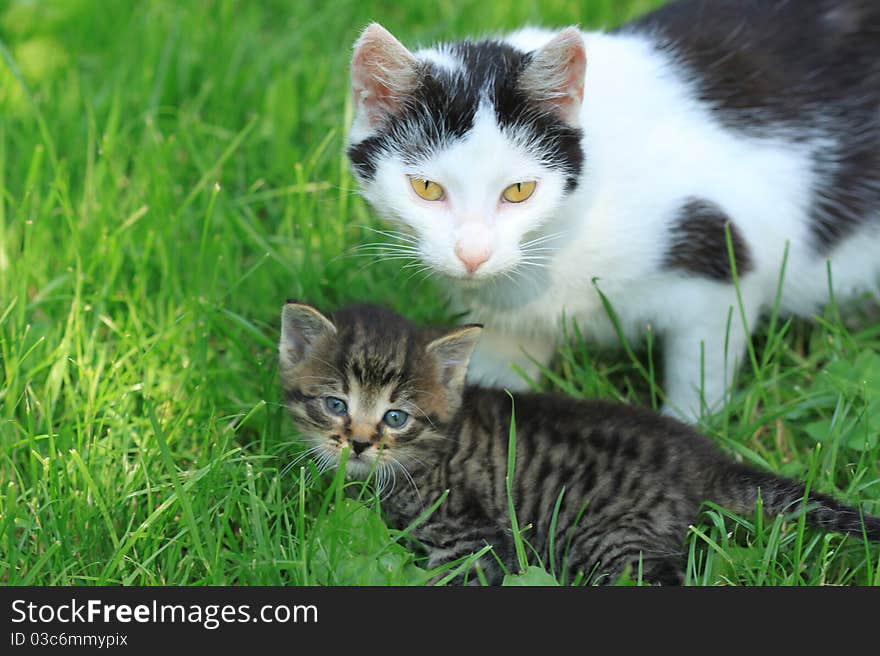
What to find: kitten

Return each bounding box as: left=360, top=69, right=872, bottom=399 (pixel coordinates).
left=279, top=301, right=880, bottom=585
left=345, top=0, right=880, bottom=419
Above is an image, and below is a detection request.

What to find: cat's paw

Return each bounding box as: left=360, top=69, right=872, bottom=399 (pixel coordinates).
left=465, top=362, right=532, bottom=391
left=660, top=400, right=701, bottom=425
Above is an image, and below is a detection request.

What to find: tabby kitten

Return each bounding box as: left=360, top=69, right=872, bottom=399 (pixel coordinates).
left=279, top=301, right=880, bottom=585
left=345, top=0, right=880, bottom=420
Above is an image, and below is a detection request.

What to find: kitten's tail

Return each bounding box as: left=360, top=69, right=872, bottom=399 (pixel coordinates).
left=709, top=463, right=880, bottom=541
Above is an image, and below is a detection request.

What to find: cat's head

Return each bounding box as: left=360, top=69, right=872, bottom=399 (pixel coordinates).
left=346, top=24, right=586, bottom=283
left=279, top=301, right=481, bottom=481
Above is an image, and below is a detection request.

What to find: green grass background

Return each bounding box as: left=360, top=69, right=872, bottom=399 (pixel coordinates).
left=1, top=0, right=878, bottom=585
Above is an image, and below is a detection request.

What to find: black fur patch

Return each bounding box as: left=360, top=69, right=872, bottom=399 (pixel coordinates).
left=623, top=0, right=880, bottom=253
left=347, top=40, right=584, bottom=190
left=663, top=198, right=753, bottom=282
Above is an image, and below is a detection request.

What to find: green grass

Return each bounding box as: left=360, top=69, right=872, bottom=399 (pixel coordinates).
left=1, top=0, right=878, bottom=586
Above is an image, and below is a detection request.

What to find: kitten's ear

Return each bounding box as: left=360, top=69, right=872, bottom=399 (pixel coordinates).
left=280, top=302, right=337, bottom=372
left=351, top=23, right=419, bottom=129
left=426, top=325, right=483, bottom=394
left=519, top=27, right=587, bottom=126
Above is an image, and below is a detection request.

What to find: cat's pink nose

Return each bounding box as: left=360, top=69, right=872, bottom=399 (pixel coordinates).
left=455, top=243, right=490, bottom=274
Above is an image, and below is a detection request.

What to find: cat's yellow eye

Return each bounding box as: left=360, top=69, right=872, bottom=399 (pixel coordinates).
left=502, top=181, right=537, bottom=203
left=409, top=177, right=445, bottom=201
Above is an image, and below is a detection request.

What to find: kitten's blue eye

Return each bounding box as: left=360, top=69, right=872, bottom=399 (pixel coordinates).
left=324, top=396, right=348, bottom=416
left=383, top=409, right=408, bottom=429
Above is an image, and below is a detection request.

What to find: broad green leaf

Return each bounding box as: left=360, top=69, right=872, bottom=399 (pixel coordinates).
left=502, top=566, right=559, bottom=586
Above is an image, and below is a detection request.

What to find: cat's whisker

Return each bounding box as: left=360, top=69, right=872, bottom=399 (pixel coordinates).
left=303, top=356, right=347, bottom=381
left=357, top=225, right=420, bottom=245
left=497, top=267, right=521, bottom=289
left=380, top=462, right=398, bottom=500
left=401, top=260, right=432, bottom=270
left=351, top=253, right=423, bottom=262
left=370, top=463, right=383, bottom=497
left=377, top=461, right=395, bottom=499
left=345, top=249, right=423, bottom=265
left=348, top=248, right=423, bottom=258
left=349, top=241, right=422, bottom=254
left=309, top=452, right=328, bottom=476
left=290, top=375, right=340, bottom=385
left=353, top=255, right=422, bottom=265
left=281, top=444, right=326, bottom=476
left=404, top=264, right=435, bottom=285
left=517, top=262, right=550, bottom=272
left=397, top=398, right=441, bottom=429
left=389, top=455, right=422, bottom=506
left=520, top=232, right=566, bottom=249
left=299, top=451, right=335, bottom=487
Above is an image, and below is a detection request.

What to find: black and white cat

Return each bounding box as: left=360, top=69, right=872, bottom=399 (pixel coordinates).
left=346, top=0, right=880, bottom=419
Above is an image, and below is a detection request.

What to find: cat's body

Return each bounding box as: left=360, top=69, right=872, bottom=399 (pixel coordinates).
left=279, top=302, right=880, bottom=585
left=346, top=0, right=880, bottom=418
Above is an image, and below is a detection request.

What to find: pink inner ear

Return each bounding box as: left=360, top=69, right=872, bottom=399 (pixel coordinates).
left=550, top=33, right=587, bottom=109
left=520, top=27, right=587, bottom=125
left=564, top=49, right=586, bottom=104
left=546, top=50, right=586, bottom=114
left=351, top=24, right=418, bottom=126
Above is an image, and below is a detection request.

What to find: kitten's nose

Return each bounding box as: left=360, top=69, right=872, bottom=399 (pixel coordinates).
left=350, top=439, right=370, bottom=455
left=455, top=242, right=490, bottom=274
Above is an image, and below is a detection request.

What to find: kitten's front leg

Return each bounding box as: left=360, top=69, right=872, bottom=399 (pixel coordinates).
left=417, top=521, right=515, bottom=585
left=466, top=326, right=557, bottom=391
left=661, top=284, right=763, bottom=421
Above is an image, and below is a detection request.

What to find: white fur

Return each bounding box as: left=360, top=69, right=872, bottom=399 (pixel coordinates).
left=356, top=28, right=880, bottom=420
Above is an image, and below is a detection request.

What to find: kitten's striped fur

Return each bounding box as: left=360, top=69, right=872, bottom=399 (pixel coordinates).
left=280, top=302, right=880, bottom=584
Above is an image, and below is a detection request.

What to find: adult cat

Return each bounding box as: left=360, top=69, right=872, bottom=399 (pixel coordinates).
left=345, top=0, right=880, bottom=419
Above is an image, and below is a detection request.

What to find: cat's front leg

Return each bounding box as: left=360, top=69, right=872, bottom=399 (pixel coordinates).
left=417, top=522, right=515, bottom=585
left=661, top=283, right=763, bottom=421
left=466, top=326, right=557, bottom=391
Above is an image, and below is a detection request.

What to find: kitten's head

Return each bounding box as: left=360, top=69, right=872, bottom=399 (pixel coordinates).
left=279, top=301, right=481, bottom=481
left=347, top=24, right=586, bottom=282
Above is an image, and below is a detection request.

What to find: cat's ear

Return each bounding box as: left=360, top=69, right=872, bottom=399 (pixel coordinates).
left=519, top=27, right=587, bottom=126
left=280, top=302, right=337, bottom=372
left=351, top=23, right=420, bottom=129
left=426, top=325, right=483, bottom=394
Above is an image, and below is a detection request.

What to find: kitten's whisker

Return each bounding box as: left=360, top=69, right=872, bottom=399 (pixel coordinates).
left=389, top=455, right=422, bottom=506
left=290, top=375, right=339, bottom=385
left=395, top=448, right=436, bottom=468
left=282, top=444, right=325, bottom=475
left=306, top=356, right=347, bottom=381
left=298, top=448, right=341, bottom=487
left=381, top=463, right=398, bottom=501
left=371, top=463, right=384, bottom=497
left=399, top=398, right=441, bottom=429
